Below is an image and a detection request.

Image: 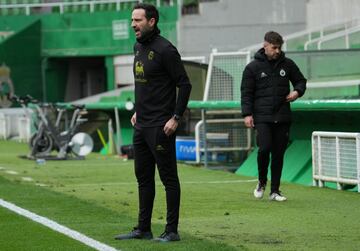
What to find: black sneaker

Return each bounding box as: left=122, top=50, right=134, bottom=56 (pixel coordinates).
left=153, top=231, right=180, bottom=242
left=114, top=228, right=153, bottom=240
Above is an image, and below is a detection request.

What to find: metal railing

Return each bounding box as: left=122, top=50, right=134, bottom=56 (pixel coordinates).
left=312, top=131, right=360, bottom=192
left=241, top=18, right=360, bottom=52
left=195, top=117, right=252, bottom=165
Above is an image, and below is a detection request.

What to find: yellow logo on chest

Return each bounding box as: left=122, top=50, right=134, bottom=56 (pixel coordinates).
left=135, top=61, right=144, bottom=77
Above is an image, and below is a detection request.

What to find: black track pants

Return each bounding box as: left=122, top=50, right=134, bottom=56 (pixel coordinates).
left=133, top=126, right=180, bottom=233
left=255, top=122, right=290, bottom=193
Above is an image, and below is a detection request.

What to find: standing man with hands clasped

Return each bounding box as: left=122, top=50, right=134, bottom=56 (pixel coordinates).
left=115, top=3, right=191, bottom=242
left=241, top=31, right=306, bottom=202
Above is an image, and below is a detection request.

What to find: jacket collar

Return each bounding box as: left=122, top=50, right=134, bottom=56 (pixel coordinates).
left=136, top=26, right=160, bottom=44
left=254, top=48, right=285, bottom=63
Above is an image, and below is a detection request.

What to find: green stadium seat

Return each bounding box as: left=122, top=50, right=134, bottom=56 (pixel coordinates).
left=0, top=0, right=9, bottom=16
left=51, top=6, right=60, bottom=13
left=120, top=2, right=128, bottom=10
left=63, top=0, right=71, bottom=13
left=183, top=0, right=198, bottom=5
left=80, top=5, right=90, bottom=13
left=120, top=2, right=136, bottom=11
left=96, top=3, right=106, bottom=12
left=161, top=0, right=171, bottom=6
left=144, top=0, right=157, bottom=5
left=9, top=0, right=26, bottom=15
left=0, top=9, right=9, bottom=16
left=93, top=1, right=123, bottom=12
left=109, top=3, right=117, bottom=11
left=71, top=4, right=80, bottom=13
left=79, top=0, right=89, bottom=13
left=349, top=30, right=360, bottom=49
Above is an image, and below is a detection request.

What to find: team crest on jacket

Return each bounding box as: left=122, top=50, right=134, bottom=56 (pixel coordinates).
left=279, top=69, right=286, bottom=77
left=148, top=51, right=154, bottom=60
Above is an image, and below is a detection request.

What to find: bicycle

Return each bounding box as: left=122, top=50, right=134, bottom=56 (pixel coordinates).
left=12, top=95, right=93, bottom=160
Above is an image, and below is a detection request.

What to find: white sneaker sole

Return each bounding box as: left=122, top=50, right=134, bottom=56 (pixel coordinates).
left=253, top=189, right=264, bottom=199
left=269, top=195, right=287, bottom=202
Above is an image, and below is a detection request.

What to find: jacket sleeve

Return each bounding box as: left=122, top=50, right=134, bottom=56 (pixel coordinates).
left=241, top=66, right=255, bottom=117
left=162, top=45, right=192, bottom=116
left=289, top=60, right=307, bottom=97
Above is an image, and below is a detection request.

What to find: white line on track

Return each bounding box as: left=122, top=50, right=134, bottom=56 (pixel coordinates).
left=0, top=198, right=119, bottom=251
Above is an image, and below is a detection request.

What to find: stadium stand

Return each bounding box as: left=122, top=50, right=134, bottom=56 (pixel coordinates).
left=304, top=26, right=360, bottom=50
left=0, top=0, right=174, bottom=15
left=242, top=18, right=360, bottom=52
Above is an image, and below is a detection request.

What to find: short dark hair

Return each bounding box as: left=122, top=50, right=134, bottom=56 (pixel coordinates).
left=264, top=31, right=284, bottom=45
left=133, top=3, right=159, bottom=27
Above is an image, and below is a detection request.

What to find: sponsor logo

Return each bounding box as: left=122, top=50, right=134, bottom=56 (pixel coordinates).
left=260, top=72, right=268, bottom=78
left=135, top=61, right=144, bottom=77
left=179, top=145, right=196, bottom=154
left=134, top=61, right=147, bottom=83
left=156, top=144, right=165, bottom=151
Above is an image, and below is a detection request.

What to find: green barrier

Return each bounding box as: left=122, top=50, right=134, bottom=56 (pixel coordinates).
left=55, top=99, right=360, bottom=111
left=187, top=100, right=240, bottom=109
left=188, top=99, right=360, bottom=111
left=291, top=99, right=360, bottom=111
left=236, top=140, right=313, bottom=186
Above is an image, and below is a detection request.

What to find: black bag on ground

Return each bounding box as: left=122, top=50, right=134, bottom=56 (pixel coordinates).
left=121, top=144, right=134, bottom=159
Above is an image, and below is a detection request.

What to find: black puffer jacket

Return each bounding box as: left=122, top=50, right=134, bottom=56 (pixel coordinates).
left=241, top=48, right=306, bottom=123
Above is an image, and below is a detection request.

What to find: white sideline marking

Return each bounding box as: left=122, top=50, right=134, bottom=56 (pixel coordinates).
left=21, top=177, right=34, bottom=182
left=36, top=183, right=48, bottom=187
left=0, top=199, right=119, bottom=251
left=184, top=179, right=258, bottom=184
left=75, top=179, right=258, bottom=187
left=5, top=170, right=18, bottom=175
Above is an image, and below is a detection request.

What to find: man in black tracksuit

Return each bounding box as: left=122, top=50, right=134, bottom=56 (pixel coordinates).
left=241, top=31, right=306, bottom=202
left=115, top=3, right=191, bottom=242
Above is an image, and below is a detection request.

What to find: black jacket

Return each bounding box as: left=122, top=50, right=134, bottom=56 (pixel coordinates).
left=241, top=48, right=306, bottom=123
left=133, top=31, right=191, bottom=127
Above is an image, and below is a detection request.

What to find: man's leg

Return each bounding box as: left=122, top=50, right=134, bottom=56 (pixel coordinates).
left=134, top=128, right=156, bottom=232
left=115, top=128, right=155, bottom=240
left=270, top=122, right=290, bottom=194
left=152, top=127, right=180, bottom=236
left=256, top=123, right=272, bottom=186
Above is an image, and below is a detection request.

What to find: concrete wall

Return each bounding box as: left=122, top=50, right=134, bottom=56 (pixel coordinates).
left=306, top=0, right=360, bottom=28
left=179, top=0, right=307, bottom=57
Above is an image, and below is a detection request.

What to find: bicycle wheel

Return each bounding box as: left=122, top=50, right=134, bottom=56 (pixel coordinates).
left=30, top=132, right=54, bottom=155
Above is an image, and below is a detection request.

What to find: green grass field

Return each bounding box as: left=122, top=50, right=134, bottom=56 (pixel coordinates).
left=1, top=140, right=360, bottom=251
